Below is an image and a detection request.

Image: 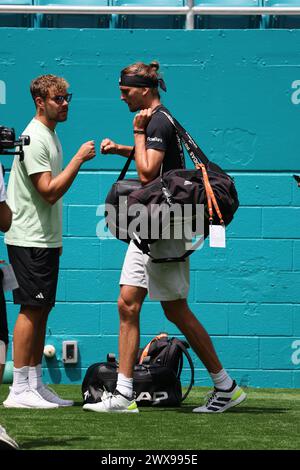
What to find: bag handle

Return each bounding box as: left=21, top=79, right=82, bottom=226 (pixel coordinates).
left=117, top=147, right=135, bottom=182
left=117, top=147, right=165, bottom=183
left=138, top=332, right=168, bottom=365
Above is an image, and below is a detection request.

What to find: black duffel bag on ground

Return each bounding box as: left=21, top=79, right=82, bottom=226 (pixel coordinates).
left=82, top=333, right=194, bottom=407
left=105, top=110, right=239, bottom=260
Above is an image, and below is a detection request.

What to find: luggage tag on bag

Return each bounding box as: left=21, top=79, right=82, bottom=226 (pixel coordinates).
left=0, top=263, right=19, bottom=291
left=209, top=225, right=226, bottom=248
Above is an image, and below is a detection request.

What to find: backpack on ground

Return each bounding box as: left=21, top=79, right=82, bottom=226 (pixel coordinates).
left=82, top=333, right=194, bottom=407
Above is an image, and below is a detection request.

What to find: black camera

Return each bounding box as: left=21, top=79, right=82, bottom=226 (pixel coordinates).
left=0, top=125, right=30, bottom=161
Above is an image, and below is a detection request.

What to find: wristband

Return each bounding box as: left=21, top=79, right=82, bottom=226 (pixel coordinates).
left=133, top=130, right=145, bottom=135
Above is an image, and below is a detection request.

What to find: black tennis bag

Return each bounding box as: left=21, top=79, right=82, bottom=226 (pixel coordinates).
left=105, top=110, right=239, bottom=260
left=82, top=334, right=194, bottom=407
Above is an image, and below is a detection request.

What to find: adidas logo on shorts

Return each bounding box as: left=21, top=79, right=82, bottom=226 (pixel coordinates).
left=35, top=292, right=44, bottom=299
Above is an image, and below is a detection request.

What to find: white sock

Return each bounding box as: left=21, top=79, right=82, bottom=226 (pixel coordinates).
left=12, top=366, right=29, bottom=394
left=210, top=369, right=233, bottom=391
left=116, top=373, right=133, bottom=399
left=28, top=364, right=43, bottom=390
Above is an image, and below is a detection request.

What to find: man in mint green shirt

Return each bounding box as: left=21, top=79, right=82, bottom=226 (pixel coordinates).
left=5, top=117, right=63, bottom=248
left=3, top=74, right=96, bottom=410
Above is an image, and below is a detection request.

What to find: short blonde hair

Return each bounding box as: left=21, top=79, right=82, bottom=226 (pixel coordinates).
left=30, top=74, right=69, bottom=102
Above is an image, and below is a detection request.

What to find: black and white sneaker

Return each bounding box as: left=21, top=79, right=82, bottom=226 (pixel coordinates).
left=193, top=380, right=247, bottom=413
left=0, top=425, right=19, bottom=450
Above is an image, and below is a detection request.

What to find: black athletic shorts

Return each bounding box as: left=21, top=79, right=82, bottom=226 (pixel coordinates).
left=7, top=245, right=60, bottom=308
left=0, top=270, right=9, bottom=344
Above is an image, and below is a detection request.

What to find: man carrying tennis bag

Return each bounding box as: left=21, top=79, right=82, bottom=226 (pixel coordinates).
left=83, top=61, right=246, bottom=414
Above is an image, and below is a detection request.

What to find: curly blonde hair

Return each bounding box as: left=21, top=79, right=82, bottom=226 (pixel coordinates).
left=30, top=74, right=69, bottom=102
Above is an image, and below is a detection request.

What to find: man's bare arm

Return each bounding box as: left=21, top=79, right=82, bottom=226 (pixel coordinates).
left=100, top=138, right=133, bottom=158
left=30, top=140, right=96, bottom=205
left=133, top=108, right=165, bottom=184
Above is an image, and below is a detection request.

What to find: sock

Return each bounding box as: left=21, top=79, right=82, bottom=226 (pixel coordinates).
left=0, top=340, right=6, bottom=365
left=28, top=364, right=43, bottom=390
left=12, top=366, right=29, bottom=394
left=116, top=373, right=133, bottom=399
left=210, top=369, right=233, bottom=391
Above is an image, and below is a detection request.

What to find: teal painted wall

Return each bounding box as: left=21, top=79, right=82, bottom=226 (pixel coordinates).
left=0, top=28, right=300, bottom=388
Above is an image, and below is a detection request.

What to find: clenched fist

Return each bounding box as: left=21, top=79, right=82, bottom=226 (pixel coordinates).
left=76, top=141, right=96, bottom=162
left=133, top=108, right=152, bottom=131
left=100, top=138, right=119, bottom=155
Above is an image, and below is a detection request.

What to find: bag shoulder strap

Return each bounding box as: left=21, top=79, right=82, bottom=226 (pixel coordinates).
left=117, top=109, right=208, bottom=181
left=170, top=338, right=195, bottom=402
left=159, top=110, right=210, bottom=167
left=133, top=110, right=218, bottom=262
left=133, top=236, right=204, bottom=263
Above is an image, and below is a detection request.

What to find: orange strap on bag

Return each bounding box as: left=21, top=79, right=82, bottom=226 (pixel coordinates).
left=197, top=163, right=224, bottom=225
left=138, top=333, right=168, bottom=365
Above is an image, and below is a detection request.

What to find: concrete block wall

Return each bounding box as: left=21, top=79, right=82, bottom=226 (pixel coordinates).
left=0, top=28, right=300, bottom=388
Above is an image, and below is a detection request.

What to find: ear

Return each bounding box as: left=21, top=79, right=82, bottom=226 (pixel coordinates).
left=35, top=96, right=44, bottom=110
left=142, top=87, right=150, bottom=97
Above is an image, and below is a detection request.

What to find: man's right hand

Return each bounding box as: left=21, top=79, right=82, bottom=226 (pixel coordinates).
left=100, top=138, right=119, bottom=155
left=76, top=141, right=96, bottom=162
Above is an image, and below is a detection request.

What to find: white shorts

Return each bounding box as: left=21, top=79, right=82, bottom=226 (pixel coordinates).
left=120, top=239, right=190, bottom=301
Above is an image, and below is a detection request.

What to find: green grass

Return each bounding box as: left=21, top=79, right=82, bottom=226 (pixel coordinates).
left=0, top=385, right=299, bottom=450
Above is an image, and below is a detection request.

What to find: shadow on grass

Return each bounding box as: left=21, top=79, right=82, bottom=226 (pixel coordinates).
left=179, top=406, right=290, bottom=414
left=20, top=436, right=90, bottom=450
left=70, top=402, right=291, bottom=415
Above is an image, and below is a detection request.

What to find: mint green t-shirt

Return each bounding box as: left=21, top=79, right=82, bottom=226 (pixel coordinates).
left=5, top=118, right=63, bottom=248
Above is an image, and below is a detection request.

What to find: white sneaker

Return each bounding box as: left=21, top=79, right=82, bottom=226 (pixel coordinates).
left=83, top=390, right=139, bottom=413
left=0, top=425, right=19, bottom=450
left=3, top=388, right=58, bottom=409
left=193, top=380, right=247, bottom=413
left=37, top=385, right=74, bottom=407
